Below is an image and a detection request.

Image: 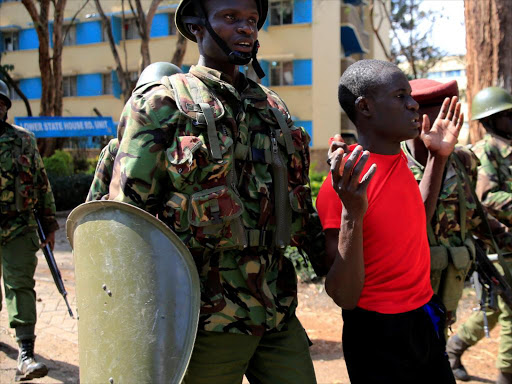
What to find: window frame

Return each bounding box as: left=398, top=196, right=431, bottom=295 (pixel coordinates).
left=269, top=0, right=293, bottom=26
left=122, top=18, right=139, bottom=40
left=62, top=24, right=77, bottom=46
left=269, top=60, right=294, bottom=86
left=3, top=31, right=19, bottom=52
left=102, top=73, right=113, bottom=95
left=62, top=75, right=78, bottom=97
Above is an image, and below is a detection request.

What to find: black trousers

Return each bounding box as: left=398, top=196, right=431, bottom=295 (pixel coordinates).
left=342, top=296, right=455, bottom=384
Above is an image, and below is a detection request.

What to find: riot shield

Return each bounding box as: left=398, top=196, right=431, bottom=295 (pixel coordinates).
left=67, top=200, right=200, bottom=384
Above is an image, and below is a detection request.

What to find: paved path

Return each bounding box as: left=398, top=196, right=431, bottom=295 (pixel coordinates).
left=1, top=213, right=79, bottom=383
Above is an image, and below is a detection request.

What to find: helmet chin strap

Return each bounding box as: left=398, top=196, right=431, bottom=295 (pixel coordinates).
left=186, top=0, right=266, bottom=78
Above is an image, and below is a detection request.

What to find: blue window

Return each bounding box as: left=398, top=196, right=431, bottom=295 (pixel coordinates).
left=293, top=0, right=312, bottom=23
left=19, top=28, right=38, bottom=50
left=111, top=16, right=122, bottom=44
left=293, top=59, right=312, bottom=86
left=19, top=78, right=42, bottom=99
left=76, top=21, right=104, bottom=45
left=77, top=74, right=103, bottom=97
left=150, top=13, right=176, bottom=37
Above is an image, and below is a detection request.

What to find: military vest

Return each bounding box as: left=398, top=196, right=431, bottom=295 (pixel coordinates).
left=0, top=124, right=38, bottom=214
left=145, top=73, right=312, bottom=253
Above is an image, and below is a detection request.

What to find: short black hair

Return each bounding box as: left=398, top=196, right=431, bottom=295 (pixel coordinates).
left=338, top=59, right=400, bottom=124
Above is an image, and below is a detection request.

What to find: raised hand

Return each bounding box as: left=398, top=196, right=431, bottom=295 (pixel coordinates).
left=327, top=134, right=349, bottom=166
left=331, top=145, right=377, bottom=219
left=421, top=96, right=464, bottom=157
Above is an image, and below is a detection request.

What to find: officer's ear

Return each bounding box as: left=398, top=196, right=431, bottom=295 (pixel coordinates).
left=355, top=96, right=371, bottom=118
left=188, top=23, right=204, bottom=40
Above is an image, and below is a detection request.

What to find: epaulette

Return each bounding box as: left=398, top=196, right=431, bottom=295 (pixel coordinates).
left=162, top=73, right=225, bottom=122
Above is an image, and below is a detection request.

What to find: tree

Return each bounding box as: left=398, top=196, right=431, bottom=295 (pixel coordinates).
left=94, top=0, right=167, bottom=102
left=171, top=32, right=187, bottom=68
left=0, top=62, right=32, bottom=116
left=370, top=0, right=444, bottom=79
left=464, top=0, right=512, bottom=143
left=20, top=0, right=89, bottom=156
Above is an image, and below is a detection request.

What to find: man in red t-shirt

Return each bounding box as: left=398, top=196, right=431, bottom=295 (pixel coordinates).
left=317, top=59, right=463, bottom=383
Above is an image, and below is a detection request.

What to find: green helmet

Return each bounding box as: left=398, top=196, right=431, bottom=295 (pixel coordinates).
left=135, top=62, right=183, bottom=90
left=0, top=79, right=12, bottom=110
left=471, top=86, right=512, bottom=121
left=174, top=0, right=268, bottom=78
left=175, top=0, right=268, bottom=43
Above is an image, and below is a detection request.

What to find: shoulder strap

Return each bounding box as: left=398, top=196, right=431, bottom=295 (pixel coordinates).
left=164, top=74, right=224, bottom=160
left=452, top=153, right=512, bottom=286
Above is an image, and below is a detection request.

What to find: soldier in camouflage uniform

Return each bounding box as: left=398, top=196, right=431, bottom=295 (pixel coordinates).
left=87, top=62, right=182, bottom=202
left=447, top=87, right=512, bottom=384
left=103, top=0, right=317, bottom=382
left=403, top=80, right=512, bottom=329
left=0, top=79, right=59, bottom=381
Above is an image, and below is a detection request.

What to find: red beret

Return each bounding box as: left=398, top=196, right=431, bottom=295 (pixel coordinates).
left=410, top=79, right=459, bottom=106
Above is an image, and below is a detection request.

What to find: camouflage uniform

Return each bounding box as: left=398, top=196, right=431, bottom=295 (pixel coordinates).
left=472, top=133, right=512, bottom=227
left=0, top=121, right=58, bottom=334
left=86, top=138, right=118, bottom=201
left=402, top=144, right=512, bottom=320
left=107, top=66, right=314, bottom=336
left=454, top=132, right=512, bottom=374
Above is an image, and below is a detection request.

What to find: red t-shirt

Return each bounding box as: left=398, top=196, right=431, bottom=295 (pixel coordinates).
left=317, top=145, right=433, bottom=314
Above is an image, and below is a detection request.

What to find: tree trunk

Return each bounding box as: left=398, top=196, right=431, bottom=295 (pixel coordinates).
left=94, top=0, right=132, bottom=102
left=171, top=33, right=187, bottom=68
left=135, top=0, right=162, bottom=74
left=52, top=0, right=67, bottom=117
left=0, top=67, right=32, bottom=116
left=464, top=0, right=512, bottom=143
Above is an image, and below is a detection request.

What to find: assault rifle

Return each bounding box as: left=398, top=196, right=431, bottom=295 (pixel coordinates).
left=473, top=241, right=512, bottom=337
left=451, top=154, right=512, bottom=337
left=34, top=210, right=74, bottom=318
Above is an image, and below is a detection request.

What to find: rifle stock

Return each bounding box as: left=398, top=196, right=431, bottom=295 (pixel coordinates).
left=474, top=241, right=512, bottom=310
left=34, top=210, right=74, bottom=318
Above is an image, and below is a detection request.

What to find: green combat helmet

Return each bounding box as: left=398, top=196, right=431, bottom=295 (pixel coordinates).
left=175, top=0, right=268, bottom=78
left=0, top=79, right=12, bottom=110
left=134, top=61, right=183, bottom=90
left=471, top=86, right=512, bottom=121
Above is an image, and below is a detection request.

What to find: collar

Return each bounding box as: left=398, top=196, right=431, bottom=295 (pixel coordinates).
left=486, top=133, right=512, bottom=158
left=190, top=65, right=267, bottom=109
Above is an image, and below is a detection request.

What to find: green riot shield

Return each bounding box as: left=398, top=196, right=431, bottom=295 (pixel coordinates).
left=66, top=200, right=200, bottom=384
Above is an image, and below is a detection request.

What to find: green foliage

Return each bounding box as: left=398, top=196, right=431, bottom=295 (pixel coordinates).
left=309, top=166, right=327, bottom=204
left=389, top=0, right=444, bottom=78
left=286, top=246, right=320, bottom=283
left=43, top=150, right=74, bottom=177
left=286, top=166, right=329, bottom=282
left=48, top=174, right=93, bottom=211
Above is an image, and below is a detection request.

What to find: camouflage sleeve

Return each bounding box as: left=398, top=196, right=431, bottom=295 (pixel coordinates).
left=32, top=136, right=59, bottom=234
left=459, top=146, right=512, bottom=252
left=108, top=87, right=174, bottom=215
left=86, top=138, right=119, bottom=202
left=473, top=142, right=512, bottom=226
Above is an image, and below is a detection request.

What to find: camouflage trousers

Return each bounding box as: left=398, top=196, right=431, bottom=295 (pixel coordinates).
left=0, top=230, right=39, bottom=337
left=183, top=315, right=316, bottom=384
left=458, top=295, right=512, bottom=373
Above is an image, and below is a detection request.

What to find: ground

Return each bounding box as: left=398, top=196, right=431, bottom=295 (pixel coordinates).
left=0, top=213, right=499, bottom=383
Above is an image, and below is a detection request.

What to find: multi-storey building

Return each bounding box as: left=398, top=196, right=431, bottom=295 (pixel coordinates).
left=0, top=0, right=389, bottom=165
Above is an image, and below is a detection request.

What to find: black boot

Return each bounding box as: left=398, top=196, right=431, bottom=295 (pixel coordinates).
left=497, top=370, right=512, bottom=384
left=15, top=338, right=48, bottom=382
left=446, top=334, right=470, bottom=381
